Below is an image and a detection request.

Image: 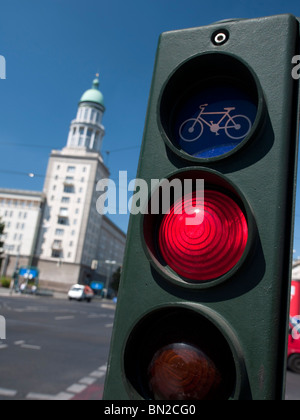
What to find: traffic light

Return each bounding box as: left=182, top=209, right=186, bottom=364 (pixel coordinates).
left=104, top=14, right=300, bottom=401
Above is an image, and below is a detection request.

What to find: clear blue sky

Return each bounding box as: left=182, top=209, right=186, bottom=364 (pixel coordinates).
left=1, top=0, right=300, bottom=250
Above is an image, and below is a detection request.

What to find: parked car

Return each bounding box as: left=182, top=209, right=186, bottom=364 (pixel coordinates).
left=288, top=334, right=300, bottom=374
left=68, top=284, right=94, bottom=302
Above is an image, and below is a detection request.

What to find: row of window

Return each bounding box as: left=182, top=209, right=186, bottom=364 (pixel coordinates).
left=3, top=222, right=26, bottom=230
left=77, top=107, right=102, bottom=125
left=0, top=199, right=40, bottom=208
left=1, top=210, right=28, bottom=219
left=3, top=232, right=24, bottom=242
left=56, top=165, right=87, bottom=173
left=51, top=250, right=73, bottom=259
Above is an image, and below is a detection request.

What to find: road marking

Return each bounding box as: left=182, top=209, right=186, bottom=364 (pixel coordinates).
left=26, top=364, right=108, bottom=400
left=0, top=387, right=17, bottom=397
left=79, top=377, right=97, bottom=385
left=26, top=392, right=57, bottom=401
left=21, top=344, right=41, bottom=350
left=55, top=392, right=73, bottom=400
left=66, top=383, right=88, bottom=394
left=105, top=323, right=114, bottom=328
left=14, top=340, right=25, bottom=346
left=55, top=316, right=75, bottom=321
left=90, top=370, right=106, bottom=378
left=101, top=304, right=116, bottom=310
left=0, top=344, right=8, bottom=350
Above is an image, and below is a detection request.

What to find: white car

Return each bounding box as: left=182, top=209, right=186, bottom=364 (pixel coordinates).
left=68, top=284, right=94, bottom=302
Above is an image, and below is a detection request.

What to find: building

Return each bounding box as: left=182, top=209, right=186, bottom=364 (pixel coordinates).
left=0, top=77, right=126, bottom=291
left=0, top=189, right=45, bottom=275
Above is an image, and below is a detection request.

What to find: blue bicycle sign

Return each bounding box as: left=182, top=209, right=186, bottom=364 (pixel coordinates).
left=179, top=104, right=252, bottom=143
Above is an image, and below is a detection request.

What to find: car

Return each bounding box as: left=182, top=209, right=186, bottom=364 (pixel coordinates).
left=288, top=335, right=300, bottom=374
left=68, top=284, right=94, bottom=302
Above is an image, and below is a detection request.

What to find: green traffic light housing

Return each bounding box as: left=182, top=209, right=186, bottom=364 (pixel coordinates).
left=104, top=15, right=300, bottom=401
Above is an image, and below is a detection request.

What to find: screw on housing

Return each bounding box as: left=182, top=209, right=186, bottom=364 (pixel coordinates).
left=212, top=30, right=229, bottom=46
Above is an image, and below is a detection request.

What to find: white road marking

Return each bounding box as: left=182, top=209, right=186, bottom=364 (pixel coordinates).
left=26, top=392, right=57, bottom=401
left=26, top=364, right=108, bottom=400
left=0, top=387, right=17, bottom=397
left=14, top=340, right=25, bottom=346
left=90, top=370, right=106, bottom=378
left=21, top=344, right=41, bottom=350
left=79, top=377, right=97, bottom=385
left=101, top=304, right=116, bottom=310
left=55, top=316, right=74, bottom=321
left=66, top=383, right=88, bottom=394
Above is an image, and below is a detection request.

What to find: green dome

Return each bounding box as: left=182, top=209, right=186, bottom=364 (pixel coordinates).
left=79, top=77, right=105, bottom=108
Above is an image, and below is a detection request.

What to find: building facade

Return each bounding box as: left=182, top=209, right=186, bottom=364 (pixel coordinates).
left=0, top=189, right=45, bottom=275
left=0, top=77, right=126, bottom=291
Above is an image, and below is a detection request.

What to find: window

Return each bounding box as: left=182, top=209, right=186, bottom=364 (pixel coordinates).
left=53, top=240, right=62, bottom=248
left=55, top=229, right=64, bottom=236
left=67, top=166, right=76, bottom=173
left=52, top=250, right=62, bottom=258
left=59, top=208, right=68, bottom=216
left=64, top=185, right=75, bottom=193
left=61, top=197, right=70, bottom=204
left=58, top=217, right=68, bottom=225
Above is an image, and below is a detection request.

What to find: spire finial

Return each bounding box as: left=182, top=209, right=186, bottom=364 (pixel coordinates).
left=92, top=74, right=100, bottom=90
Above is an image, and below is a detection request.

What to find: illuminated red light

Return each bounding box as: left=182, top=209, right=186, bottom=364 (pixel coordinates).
left=159, top=189, right=248, bottom=281
left=148, top=343, right=222, bottom=400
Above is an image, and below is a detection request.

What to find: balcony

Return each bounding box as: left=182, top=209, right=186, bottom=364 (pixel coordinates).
left=52, top=240, right=63, bottom=251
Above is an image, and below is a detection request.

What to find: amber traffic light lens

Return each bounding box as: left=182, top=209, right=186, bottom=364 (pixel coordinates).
left=148, top=343, right=222, bottom=400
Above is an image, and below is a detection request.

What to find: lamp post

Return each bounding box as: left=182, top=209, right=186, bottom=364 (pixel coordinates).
left=104, top=260, right=116, bottom=299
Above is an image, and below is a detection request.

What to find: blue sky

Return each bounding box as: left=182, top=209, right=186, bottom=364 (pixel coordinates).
left=1, top=0, right=300, bottom=253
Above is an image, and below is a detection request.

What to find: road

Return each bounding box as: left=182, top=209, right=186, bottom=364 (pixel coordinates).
left=0, top=293, right=300, bottom=400
left=0, top=294, right=114, bottom=400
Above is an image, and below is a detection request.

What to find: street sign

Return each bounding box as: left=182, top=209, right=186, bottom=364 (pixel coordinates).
left=19, top=267, right=39, bottom=279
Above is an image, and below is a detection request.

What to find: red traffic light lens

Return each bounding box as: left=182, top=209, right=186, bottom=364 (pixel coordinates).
left=148, top=343, right=222, bottom=400
left=159, top=189, right=248, bottom=281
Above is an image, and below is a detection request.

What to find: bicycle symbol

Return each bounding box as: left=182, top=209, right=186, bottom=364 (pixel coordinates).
left=179, top=104, right=252, bottom=142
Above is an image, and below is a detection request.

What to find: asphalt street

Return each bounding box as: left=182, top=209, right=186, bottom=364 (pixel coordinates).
left=0, top=293, right=300, bottom=400
left=0, top=294, right=115, bottom=400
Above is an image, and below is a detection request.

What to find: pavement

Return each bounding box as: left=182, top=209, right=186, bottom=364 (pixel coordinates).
left=0, top=288, right=115, bottom=400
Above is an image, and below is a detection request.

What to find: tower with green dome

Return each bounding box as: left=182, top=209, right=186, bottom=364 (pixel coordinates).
left=66, top=75, right=106, bottom=153
left=36, top=75, right=113, bottom=290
